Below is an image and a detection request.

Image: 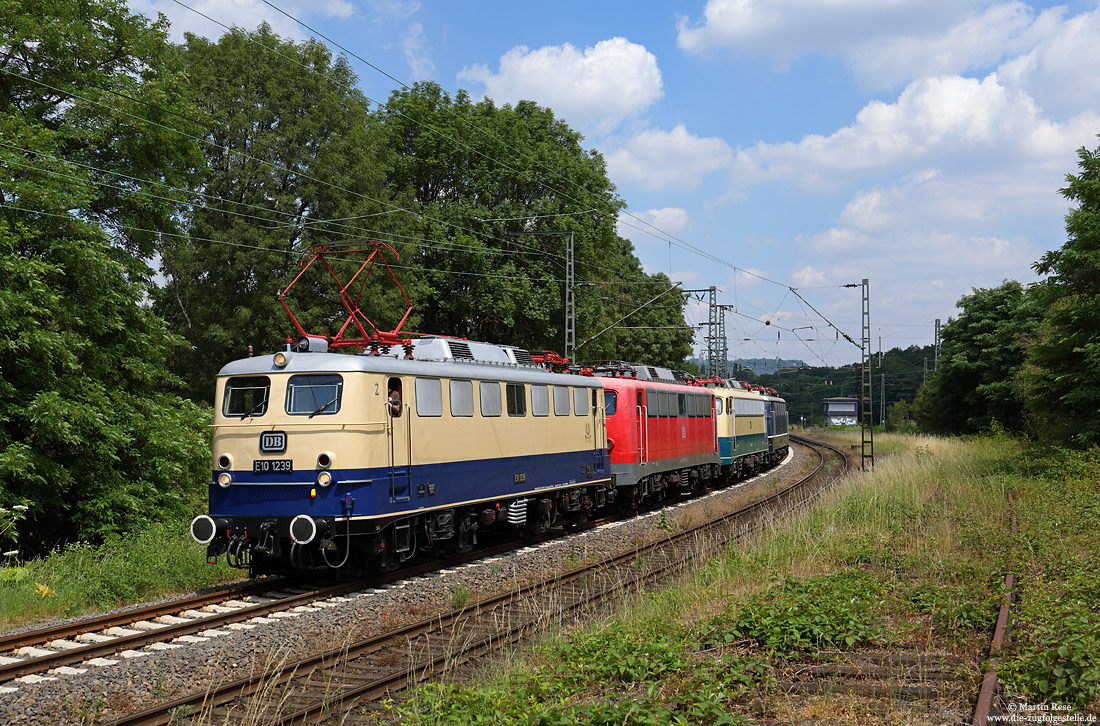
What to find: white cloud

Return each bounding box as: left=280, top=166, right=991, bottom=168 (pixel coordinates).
left=617, top=208, right=690, bottom=252
left=132, top=0, right=355, bottom=41
left=640, top=207, right=691, bottom=235
left=676, top=0, right=1075, bottom=91
left=732, top=73, right=1100, bottom=195
left=458, top=37, right=662, bottom=133
left=608, top=125, right=733, bottom=191
left=401, top=21, right=434, bottom=80
left=997, top=7, right=1100, bottom=117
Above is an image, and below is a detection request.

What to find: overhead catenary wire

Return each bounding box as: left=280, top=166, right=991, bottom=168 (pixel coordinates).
left=10, top=1, right=874, bottom=359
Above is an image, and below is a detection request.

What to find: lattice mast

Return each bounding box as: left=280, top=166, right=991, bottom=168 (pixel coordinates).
left=860, top=278, right=875, bottom=470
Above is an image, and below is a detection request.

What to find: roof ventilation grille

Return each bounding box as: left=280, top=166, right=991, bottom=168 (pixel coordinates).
left=447, top=340, right=475, bottom=360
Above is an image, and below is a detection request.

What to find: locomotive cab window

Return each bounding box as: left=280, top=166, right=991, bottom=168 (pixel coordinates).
left=716, top=398, right=723, bottom=415
left=506, top=383, right=527, bottom=416
left=223, top=376, right=271, bottom=418
left=285, top=374, right=342, bottom=417
left=604, top=390, right=618, bottom=416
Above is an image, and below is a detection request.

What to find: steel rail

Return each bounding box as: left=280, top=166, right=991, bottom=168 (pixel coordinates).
left=0, top=579, right=286, bottom=653
left=0, top=581, right=373, bottom=684
left=972, top=493, right=1018, bottom=725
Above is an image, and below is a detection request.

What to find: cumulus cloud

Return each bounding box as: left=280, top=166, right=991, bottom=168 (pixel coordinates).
left=131, top=0, right=355, bottom=41
left=677, top=0, right=1069, bottom=91
left=608, top=125, right=733, bottom=191
left=732, top=73, right=1100, bottom=193
left=458, top=37, right=662, bottom=133
left=617, top=207, right=690, bottom=251
left=997, top=7, right=1100, bottom=117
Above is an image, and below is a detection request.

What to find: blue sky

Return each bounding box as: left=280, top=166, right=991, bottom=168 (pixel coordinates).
left=132, top=0, right=1100, bottom=367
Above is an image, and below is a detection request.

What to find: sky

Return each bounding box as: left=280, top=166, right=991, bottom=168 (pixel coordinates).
left=131, top=0, right=1100, bottom=368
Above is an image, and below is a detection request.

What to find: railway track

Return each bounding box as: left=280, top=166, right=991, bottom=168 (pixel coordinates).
left=102, top=437, right=844, bottom=725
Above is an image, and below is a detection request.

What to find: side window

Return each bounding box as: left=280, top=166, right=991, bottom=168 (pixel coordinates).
left=506, top=383, right=527, bottom=416
left=415, top=377, right=442, bottom=417
left=286, top=374, right=342, bottom=416
left=531, top=385, right=549, bottom=417
left=716, top=397, right=723, bottom=415
left=480, top=381, right=502, bottom=417
left=573, top=386, right=587, bottom=416
left=646, top=389, right=657, bottom=418
left=223, top=376, right=271, bottom=418
left=553, top=386, right=570, bottom=416
left=678, top=393, right=687, bottom=417
left=604, top=390, right=618, bottom=416
left=727, top=396, right=733, bottom=414
left=450, top=379, right=473, bottom=417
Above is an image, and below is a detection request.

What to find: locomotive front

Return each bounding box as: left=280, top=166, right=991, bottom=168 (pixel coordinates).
left=190, top=347, right=387, bottom=573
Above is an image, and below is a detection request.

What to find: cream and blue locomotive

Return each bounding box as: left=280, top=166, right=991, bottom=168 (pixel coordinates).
left=190, top=336, right=610, bottom=575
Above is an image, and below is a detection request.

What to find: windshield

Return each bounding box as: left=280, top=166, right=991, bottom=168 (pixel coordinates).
left=223, top=376, right=270, bottom=418
left=285, top=374, right=343, bottom=416
left=604, top=390, right=617, bottom=416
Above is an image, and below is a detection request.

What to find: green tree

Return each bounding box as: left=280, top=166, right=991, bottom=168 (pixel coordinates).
left=376, top=83, right=691, bottom=367
left=1018, top=138, right=1100, bottom=443
left=912, top=281, right=1040, bottom=435
left=0, top=0, right=210, bottom=551
left=156, top=25, right=397, bottom=402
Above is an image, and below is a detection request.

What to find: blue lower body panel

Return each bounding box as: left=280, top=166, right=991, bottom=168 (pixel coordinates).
left=210, top=449, right=607, bottom=522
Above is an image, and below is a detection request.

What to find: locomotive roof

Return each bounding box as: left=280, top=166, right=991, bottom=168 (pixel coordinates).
left=217, top=341, right=602, bottom=388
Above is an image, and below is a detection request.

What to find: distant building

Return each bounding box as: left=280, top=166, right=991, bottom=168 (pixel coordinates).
left=823, top=397, right=859, bottom=426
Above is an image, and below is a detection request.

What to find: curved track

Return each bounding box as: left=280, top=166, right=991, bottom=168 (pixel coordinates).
left=103, top=437, right=846, bottom=726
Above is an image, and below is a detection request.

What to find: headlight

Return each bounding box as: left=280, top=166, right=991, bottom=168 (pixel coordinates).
left=217, top=472, right=233, bottom=488
left=316, top=471, right=333, bottom=488
left=273, top=351, right=289, bottom=368
left=217, top=454, right=232, bottom=470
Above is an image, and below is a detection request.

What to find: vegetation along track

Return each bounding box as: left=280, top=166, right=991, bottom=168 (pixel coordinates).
left=103, top=437, right=846, bottom=726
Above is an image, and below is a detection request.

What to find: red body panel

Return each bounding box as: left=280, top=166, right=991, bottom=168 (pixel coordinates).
left=600, top=377, right=717, bottom=469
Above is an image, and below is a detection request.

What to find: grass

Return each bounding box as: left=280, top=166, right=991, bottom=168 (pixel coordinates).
left=0, top=518, right=243, bottom=629
left=377, top=431, right=1100, bottom=724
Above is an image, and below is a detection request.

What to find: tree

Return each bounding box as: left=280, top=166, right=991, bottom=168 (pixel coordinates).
left=912, top=281, right=1040, bottom=435
left=1018, top=138, right=1100, bottom=443
left=0, top=0, right=210, bottom=551
left=375, top=83, right=692, bottom=367
left=156, top=25, right=397, bottom=402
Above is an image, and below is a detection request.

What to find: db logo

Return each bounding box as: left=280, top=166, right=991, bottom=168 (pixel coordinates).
left=259, top=431, right=288, bottom=454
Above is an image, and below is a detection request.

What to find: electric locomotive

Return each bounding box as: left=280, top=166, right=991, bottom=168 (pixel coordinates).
left=190, top=336, right=611, bottom=575
left=596, top=363, right=720, bottom=505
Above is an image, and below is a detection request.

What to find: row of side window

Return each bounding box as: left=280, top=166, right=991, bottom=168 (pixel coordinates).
left=414, top=377, right=591, bottom=418
left=642, top=389, right=713, bottom=418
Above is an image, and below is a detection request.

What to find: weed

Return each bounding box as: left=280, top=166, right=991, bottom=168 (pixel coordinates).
left=72, top=690, right=107, bottom=726
left=700, top=571, right=891, bottom=656
left=450, top=584, right=472, bottom=609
